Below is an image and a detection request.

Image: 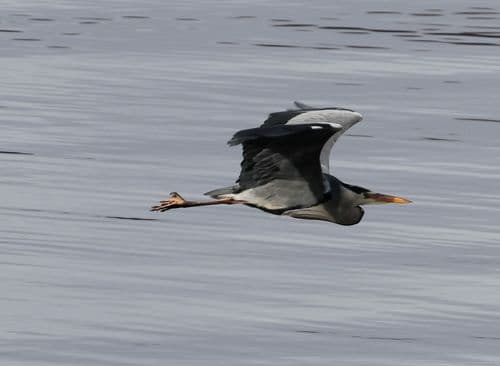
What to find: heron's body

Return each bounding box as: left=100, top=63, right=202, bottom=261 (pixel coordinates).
left=151, top=102, right=411, bottom=225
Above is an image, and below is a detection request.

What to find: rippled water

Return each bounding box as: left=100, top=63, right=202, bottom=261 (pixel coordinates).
left=2, top=1, right=500, bottom=365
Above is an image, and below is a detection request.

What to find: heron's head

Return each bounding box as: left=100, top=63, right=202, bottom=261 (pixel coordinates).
left=345, top=184, right=412, bottom=206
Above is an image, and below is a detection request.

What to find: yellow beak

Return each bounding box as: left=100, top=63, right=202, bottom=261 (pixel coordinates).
left=365, top=192, right=412, bottom=204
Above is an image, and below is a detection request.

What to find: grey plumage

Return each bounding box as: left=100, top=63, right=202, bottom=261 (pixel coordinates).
left=283, top=175, right=365, bottom=225
left=154, top=102, right=411, bottom=225
left=205, top=103, right=367, bottom=224
left=207, top=123, right=339, bottom=212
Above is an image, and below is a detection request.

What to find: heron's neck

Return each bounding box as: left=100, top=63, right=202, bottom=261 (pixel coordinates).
left=324, top=178, right=364, bottom=225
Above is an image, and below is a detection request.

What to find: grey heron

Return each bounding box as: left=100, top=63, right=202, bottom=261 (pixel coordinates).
left=150, top=101, right=411, bottom=225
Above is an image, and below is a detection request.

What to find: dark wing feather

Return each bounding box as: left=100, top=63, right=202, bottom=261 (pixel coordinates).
left=260, top=110, right=306, bottom=127
left=229, top=124, right=341, bottom=208
left=229, top=123, right=319, bottom=146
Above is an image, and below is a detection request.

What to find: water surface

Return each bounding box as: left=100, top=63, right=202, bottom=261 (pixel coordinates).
left=1, top=1, right=500, bottom=365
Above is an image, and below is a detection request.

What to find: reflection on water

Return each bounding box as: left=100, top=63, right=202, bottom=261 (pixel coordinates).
left=1, top=0, right=500, bottom=365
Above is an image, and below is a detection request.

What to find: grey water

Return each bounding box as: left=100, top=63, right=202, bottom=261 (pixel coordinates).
left=1, top=0, right=500, bottom=365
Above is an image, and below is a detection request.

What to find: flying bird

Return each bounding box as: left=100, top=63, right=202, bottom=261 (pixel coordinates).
left=151, top=101, right=411, bottom=225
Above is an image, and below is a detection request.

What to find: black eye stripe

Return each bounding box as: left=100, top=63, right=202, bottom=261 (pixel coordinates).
left=342, top=183, right=370, bottom=194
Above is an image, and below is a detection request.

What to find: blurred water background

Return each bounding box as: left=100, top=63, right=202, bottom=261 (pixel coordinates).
left=1, top=0, right=500, bottom=365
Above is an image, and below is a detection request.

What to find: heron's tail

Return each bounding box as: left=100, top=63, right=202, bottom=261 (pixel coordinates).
left=204, top=185, right=239, bottom=198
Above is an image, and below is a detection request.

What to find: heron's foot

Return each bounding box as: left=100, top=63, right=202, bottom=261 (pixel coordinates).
left=150, top=192, right=187, bottom=212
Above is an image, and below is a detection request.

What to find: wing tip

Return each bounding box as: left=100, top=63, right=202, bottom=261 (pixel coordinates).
left=227, top=133, right=242, bottom=146
left=293, top=101, right=314, bottom=110
left=352, top=111, right=363, bottom=122
left=227, top=128, right=259, bottom=146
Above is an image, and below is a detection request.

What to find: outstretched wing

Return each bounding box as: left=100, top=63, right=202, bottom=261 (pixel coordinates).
left=228, top=123, right=341, bottom=211
left=260, top=101, right=363, bottom=173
